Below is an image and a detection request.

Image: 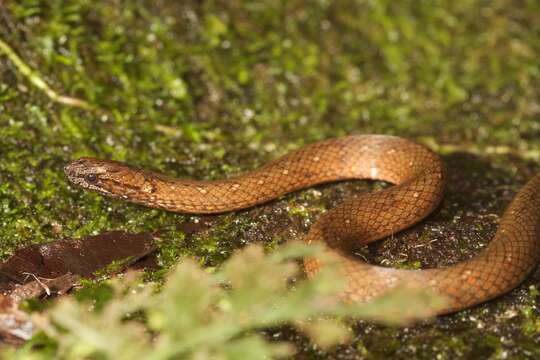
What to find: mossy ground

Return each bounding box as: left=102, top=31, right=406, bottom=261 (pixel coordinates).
left=1, top=0, right=539, bottom=358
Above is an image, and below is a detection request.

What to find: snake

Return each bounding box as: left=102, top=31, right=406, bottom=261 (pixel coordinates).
left=64, top=135, right=540, bottom=315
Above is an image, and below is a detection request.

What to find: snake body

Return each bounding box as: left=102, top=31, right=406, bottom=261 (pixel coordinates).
left=64, top=135, right=540, bottom=314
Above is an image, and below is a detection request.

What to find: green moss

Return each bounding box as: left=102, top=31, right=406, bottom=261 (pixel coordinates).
left=73, top=279, right=115, bottom=312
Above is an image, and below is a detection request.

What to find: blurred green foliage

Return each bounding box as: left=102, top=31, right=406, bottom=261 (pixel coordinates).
left=3, top=243, right=443, bottom=359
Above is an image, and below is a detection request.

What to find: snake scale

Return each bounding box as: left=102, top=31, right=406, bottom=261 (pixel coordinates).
left=64, top=135, right=540, bottom=314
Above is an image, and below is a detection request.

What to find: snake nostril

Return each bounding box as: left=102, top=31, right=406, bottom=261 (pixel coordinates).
left=64, top=163, right=73, bottom=174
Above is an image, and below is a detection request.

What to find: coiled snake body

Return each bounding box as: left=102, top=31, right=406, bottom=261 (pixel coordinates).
left=65, top=135, right=540, bottom=314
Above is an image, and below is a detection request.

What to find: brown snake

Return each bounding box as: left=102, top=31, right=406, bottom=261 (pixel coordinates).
left=65, top=135, right=540, bottom=314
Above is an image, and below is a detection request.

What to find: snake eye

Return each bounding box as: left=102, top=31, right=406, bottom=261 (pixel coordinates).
left=85, top=173, right=98, bottom=183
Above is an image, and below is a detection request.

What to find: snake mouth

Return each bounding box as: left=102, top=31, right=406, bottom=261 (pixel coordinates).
left=64, top=161, right=85, bottom=185
left=63, top=162, right=80, bottom=182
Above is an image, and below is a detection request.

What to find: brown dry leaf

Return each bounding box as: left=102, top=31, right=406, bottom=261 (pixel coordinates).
left=0, top=231, right=157, bottom=344
left=0, top=231, right=157, bottom=291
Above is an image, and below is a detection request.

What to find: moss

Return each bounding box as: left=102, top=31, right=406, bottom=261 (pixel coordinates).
left=1, top=0, right=540, bottom=358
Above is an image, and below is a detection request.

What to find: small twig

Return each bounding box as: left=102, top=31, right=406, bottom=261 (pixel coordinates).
left=0, top=37, right=94, bottom=110
left=10, top=273, right=80, bottom=304
left=21, top=272, right=50, bottom=296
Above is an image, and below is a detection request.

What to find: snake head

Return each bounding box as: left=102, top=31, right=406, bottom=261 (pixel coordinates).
left=64, top=157, right=153, bottom=198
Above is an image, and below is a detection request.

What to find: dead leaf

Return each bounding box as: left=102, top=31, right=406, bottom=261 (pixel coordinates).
left=0, top=231, right=156, bottom=290
left=0, top=231, right=158, bottom=344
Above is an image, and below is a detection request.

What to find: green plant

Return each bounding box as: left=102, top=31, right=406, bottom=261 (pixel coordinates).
left=7, top=242, right=444, bottom=359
